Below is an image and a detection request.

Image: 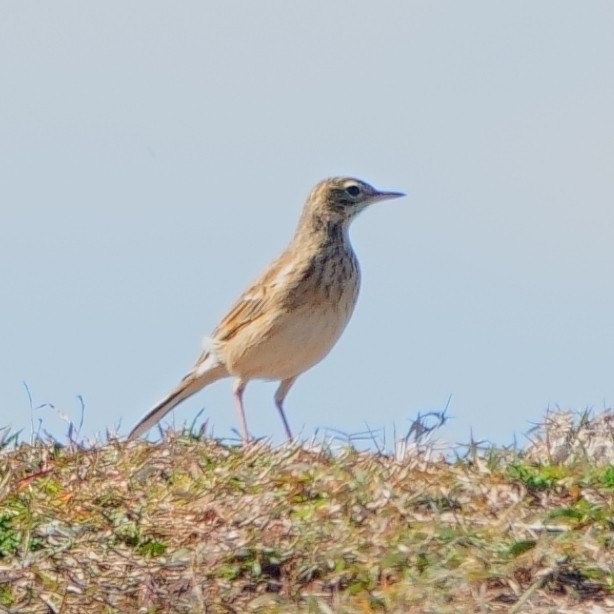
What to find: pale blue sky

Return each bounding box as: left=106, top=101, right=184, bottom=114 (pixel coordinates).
left=1, top=2, right=613, bottom=446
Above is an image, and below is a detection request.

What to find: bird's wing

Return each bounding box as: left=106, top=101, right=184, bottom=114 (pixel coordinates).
left=212, top=255, right=299, bottom=343
left=213, top=289, right=272, bottom=342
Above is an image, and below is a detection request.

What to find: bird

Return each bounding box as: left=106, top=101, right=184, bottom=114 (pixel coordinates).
left=128, top=177, right=404, bottom=442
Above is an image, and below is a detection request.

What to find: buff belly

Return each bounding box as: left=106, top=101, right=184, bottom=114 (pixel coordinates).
left=222, top=300, right=356, bottom=381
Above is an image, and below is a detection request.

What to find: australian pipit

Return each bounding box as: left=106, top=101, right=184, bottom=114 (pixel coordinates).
left=128, top=177, right=404, bottom=442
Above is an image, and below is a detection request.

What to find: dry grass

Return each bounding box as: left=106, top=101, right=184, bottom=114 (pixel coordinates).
left=0, top=410, right=613, bottom=613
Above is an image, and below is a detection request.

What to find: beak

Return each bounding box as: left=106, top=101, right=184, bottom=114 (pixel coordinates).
left=372, top=189, right=405, bottom=202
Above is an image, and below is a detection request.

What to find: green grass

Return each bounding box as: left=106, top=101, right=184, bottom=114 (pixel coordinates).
left=0, top=409, right=613, bottom=612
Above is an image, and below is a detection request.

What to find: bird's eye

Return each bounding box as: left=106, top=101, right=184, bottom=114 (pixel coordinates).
left=346, top=185, right=360, bottom=197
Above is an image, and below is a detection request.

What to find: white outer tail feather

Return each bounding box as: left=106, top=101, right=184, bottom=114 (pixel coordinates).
left=127, top=353, right=228, bottom=440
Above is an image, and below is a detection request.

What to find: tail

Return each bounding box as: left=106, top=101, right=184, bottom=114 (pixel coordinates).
left=128, top=353, right=228, bottom=440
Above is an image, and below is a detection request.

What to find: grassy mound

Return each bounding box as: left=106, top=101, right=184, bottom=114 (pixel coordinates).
left=0, top=410, right=613, bottom=612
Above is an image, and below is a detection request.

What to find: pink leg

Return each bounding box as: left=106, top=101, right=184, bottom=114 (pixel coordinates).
left=233, top=379, right=250, bottom=443
left=274, top=377, right=297, bottom=441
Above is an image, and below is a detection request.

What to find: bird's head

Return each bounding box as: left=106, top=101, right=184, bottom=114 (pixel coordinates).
left=305, top=177, right=404, bottom=227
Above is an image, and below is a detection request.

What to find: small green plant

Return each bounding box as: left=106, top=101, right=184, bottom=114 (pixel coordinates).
left=598, top=465, right=614, bottom=488
left=507, top=462, right=566, bottom=491
left=136, top=539, right=167, bottom=557
left=0, top=513, right=21, bottom=557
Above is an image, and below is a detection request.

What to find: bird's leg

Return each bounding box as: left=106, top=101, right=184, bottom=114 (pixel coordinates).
left=274, top=376, right=297, bottom=441
left=233, top=378, right=250, bottom=443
